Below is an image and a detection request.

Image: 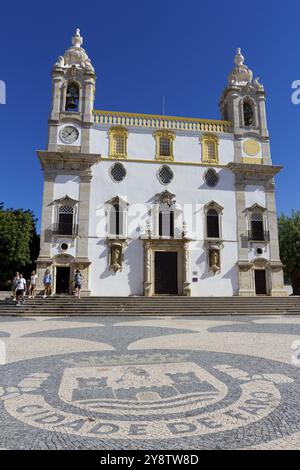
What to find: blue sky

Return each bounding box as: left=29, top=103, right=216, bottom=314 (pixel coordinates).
left=0, top=0, right=299, bottom=231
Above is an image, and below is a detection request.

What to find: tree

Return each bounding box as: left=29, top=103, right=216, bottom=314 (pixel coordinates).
left=278, top=211, right=300, bottom=295
left=0, top=203, right=40, bottom=287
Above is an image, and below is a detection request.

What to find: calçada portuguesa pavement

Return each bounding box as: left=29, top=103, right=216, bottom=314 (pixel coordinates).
left=0, top=314, right=300, bottom=450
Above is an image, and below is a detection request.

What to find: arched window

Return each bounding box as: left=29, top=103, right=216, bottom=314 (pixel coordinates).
left=159, top=209, right=174, bottom=237
left=201, top=134, right=219, bottom=163
left=65, top=82, right=79, bottom=112
left=109, top=127, right=128, bottom=159
left=109, top=204, right=124, bottom=236
left=107, top=196, right=128, bottom=237
left=243, top=101, right=254, bottom=126
left=206, top=209, right=220, bottom=238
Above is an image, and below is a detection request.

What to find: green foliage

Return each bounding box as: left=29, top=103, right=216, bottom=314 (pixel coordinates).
left=278, top=211, right=300, bottom=273
left=0, top=203, right=39, bottom=286
left=278, top=211, right=300, bottom=295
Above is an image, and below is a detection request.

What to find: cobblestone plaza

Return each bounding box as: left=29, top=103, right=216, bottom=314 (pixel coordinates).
left=0, top=314, right=300, bottom=450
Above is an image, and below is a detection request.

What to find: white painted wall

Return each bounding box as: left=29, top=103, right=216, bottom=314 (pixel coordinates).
left=85, top=158, right=239, bottom=295
left=90, top=126, right=235, bottom=165
left=245, top=185, right=266, bottom=208
left=49, top=128, right=271, bottom=296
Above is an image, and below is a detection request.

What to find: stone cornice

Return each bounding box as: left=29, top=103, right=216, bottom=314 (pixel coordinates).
left=37, top=150, right=101, bottom=172
left=227, top=162, right=283, bottom=180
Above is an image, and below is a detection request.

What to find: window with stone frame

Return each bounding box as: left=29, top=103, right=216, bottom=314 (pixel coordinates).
left=201, top=134, right=219, bottom=163
left=204, top=201, right=223, bottom=240
left=109, top=126, right=128, bottom=159
left=58, top=206, right=74, bottom=235
left=107, top=196, right=128, bottom=237
left=206, top=209, right=220, bottom=238
left=250, top=212, right=265, bottom=241
left=154, top=131, right=175, bottom=161
left=159, top=209, right=174, bottom=237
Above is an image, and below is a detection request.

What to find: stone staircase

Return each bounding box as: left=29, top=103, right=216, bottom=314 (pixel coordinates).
left=0, top=295, right=300, bottom=316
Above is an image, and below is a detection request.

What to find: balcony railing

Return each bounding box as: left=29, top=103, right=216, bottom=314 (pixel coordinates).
left=51, top=223, right=78, bottom=237
left=248, top=230, right=270, bottom=242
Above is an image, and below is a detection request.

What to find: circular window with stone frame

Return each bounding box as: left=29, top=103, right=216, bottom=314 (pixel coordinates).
left=204, top=168, right=219, bottom=187
left=157, top=165, right=174, bottom=185
left=109, top=162, right=127, bottom=183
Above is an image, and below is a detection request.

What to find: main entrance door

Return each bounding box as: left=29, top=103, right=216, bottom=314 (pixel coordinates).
left=255, top=269, right=267, bottom=295
left=155, top=252, right=178, bottom=295
left=56, top=267, right=70, bottom=294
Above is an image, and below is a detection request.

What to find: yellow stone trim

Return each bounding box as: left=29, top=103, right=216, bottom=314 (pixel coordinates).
left=108, top=126, right=128, bottom=159
left=243, top=139, right=261, bottom=157
left=93, top=110, right=232, bottom=133
left=153, top=130, right=175, bottom=161
left=101, top=156, right=227, bottom=168
left=201, top=133, right=219, bottom=164
left=241, top=157, right=263, bottom=164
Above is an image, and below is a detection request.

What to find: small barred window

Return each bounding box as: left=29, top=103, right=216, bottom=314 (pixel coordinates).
left=251, top=212, right=263, bottom=222
left=59, top=206, right=74, bottom=214
left=113, top=135, right=126, bottom=155
left=157, top=165, right=174, bottom=185
left=206, top=142, right=216, bottom=161
left=204, top=168, right=219, bottom=187
left=110, top=162, right=127, bottom=182
left=159, top=137, right=171, bottom=157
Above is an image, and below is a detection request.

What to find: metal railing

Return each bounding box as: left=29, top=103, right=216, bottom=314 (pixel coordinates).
left=51, top=223, right=78, bottom=236
left=247, top=230, right=270, bottom=242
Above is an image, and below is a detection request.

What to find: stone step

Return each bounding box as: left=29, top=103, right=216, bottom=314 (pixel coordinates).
left=1, top=296, right=299, bottom=316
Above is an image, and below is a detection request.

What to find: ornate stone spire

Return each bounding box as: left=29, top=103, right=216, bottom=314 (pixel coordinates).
left=53, top=28, right=94, bottom=73
left=72, top=28, right=83, bottom=48
left=228, top=48, right=253, bottom=87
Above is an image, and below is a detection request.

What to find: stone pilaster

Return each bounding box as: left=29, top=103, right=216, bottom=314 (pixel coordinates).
left=38, top=170, right=55, bottom=259
left=143, top=240, right=152, bottom=296
left=182, top=240, right=191, bottom=296
left=265, top=183, right=287, bottom=296
left=36, top=170, right=56, bottom=291
left=238, top=262, right=255, bottom=296
left=76, top=170, right=92, bottom=295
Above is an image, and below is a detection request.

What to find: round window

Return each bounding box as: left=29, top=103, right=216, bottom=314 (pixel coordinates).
left=60, top=243, right=68, bottom=251
left=157, top=165, right=174, bottom=185
left=204, top=168, right=219, bottom=187
left=110, top=163, right=127, bottom=182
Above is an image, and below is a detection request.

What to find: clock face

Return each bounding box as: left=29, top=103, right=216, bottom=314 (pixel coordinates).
left=59, top=125, right=79, bottom=144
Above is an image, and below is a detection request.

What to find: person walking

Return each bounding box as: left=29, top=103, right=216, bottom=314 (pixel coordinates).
left=43, top=269, right=52, bottom=298
left=15, top=274, right=27, bottom=306
left=12, top=272, right=20, bottom=301
left=74, top=270, right=83, bottom=299
left=29, top=271, right=38, bottom=299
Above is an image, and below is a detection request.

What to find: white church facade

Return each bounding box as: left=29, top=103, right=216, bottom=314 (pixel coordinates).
left=36, top=29, right=286, bottom=297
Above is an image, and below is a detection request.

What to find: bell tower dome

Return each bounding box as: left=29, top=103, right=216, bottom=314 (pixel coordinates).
left=48, top=29, right=96, bottom=153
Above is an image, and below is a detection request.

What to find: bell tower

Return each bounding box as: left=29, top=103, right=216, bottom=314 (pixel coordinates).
left=220, top=49, right=286, bottom=297
left=220, top=48, right=270, bottom=164
left=48, top=28, right=96, bottom=153
left=36, top=29, right=99, bottom=297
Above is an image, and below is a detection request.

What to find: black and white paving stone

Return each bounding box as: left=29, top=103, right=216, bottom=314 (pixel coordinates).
left=0, top=315, right=299, bottom=449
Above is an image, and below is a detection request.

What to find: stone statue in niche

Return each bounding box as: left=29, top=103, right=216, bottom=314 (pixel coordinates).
left=110, top=243, right=122, bottom=272
left=209, top=249, right=220, bottom=274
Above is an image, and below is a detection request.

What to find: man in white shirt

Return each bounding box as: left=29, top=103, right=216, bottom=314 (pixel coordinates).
left=15, top=274, right=27, bottom=306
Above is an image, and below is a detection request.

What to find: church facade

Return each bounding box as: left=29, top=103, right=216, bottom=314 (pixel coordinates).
left=36, top=29, right=286, bottom=297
